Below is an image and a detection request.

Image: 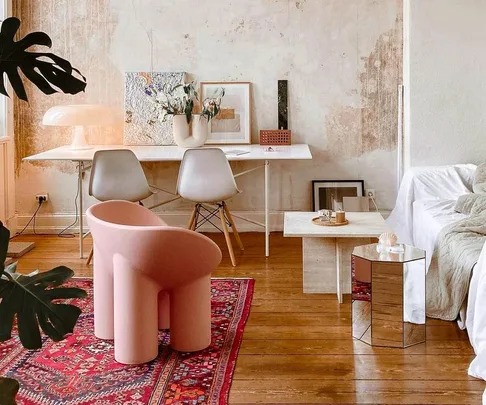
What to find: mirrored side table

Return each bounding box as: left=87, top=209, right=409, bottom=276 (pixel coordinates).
left=352, top=243, right=426, bottom=348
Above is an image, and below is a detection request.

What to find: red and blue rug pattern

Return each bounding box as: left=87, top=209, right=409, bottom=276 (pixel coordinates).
left=0, top=278, right=254, bottom=405
left=351, top=256, right=371, bottom=302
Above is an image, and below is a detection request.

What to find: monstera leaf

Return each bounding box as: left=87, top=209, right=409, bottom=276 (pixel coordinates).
left=0, top=17, right=87, bottom=101
left=0, top=377, right=19, bottom=405
left=0, top=265, right=87, bottom=349
left=0, top=222, right=87, bottom=350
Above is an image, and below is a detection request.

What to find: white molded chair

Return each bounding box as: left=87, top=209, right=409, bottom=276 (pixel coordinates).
left=177, top=148, right=244, bottom=266
left=86, top=149, right=155, bottom=265
left=89, top=149, right=154, bottom=203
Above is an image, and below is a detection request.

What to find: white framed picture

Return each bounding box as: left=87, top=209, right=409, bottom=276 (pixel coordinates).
left=200, top=82, right=251, bottom=144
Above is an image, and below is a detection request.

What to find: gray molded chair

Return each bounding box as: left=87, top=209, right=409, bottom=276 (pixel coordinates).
left=86, top=149, right=155, bottom=265
left=177, top=148, right=244, bottom=267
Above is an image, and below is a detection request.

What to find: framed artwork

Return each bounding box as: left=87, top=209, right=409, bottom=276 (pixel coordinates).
left=124, top=71, right=186, bottom=145
left=312, top=180, right=365, bottom=212
left=200, top=82, right=251, bottom=144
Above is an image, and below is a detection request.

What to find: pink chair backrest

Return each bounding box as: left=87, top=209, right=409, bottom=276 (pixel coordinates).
left=86, top=200, right=222, bottom=289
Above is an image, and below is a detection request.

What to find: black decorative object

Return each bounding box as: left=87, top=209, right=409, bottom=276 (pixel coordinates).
left=278, top=79, right=288, bottom=130
left=0, top=17, right=87, bottom=101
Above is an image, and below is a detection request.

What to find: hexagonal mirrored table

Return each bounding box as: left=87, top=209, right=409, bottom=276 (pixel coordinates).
left=352, top=243, right=426, bottom=348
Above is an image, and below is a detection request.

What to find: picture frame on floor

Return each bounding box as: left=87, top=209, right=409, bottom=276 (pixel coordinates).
left=312, top=180, right=365, bottom=212
left=200, top=82, right=251, bottom=144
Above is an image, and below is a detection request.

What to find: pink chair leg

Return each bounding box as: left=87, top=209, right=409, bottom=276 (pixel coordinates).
left=113, top=255, right=159, bottom=364
left=158, top=291, right=170, bottom=329
left=170, top=275, right=211, bottom=352
left=93, top=245, right=114, bottom=340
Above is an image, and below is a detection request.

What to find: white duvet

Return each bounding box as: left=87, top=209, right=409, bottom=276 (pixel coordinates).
left=387, top=164, right=476, bottom=250
left=387, top=164, right=486, bottom=400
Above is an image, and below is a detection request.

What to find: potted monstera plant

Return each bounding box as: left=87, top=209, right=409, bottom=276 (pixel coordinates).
left=0, top=16, right=88, bottom=404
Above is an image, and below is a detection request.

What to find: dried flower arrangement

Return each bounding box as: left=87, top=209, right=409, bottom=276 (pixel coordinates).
left=145, top=81, right=225, bottom=124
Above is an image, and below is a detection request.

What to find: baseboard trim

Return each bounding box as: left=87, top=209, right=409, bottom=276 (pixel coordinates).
left=16, top=210, right=283, bottom=234
left=16, top=209, right=392, bottom=235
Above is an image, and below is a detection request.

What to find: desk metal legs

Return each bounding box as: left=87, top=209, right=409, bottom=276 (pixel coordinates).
left=264, top=160, right=270, bottom=257
left=76, top=161, right=92, bottom=259
left=232, top=160, right=270, bottom=257
left=77, top=162, right=85, bottom=259
left=74, top=159, right=272, bottom=259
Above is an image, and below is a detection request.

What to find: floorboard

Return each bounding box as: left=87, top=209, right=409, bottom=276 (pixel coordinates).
left=12, top=232, right=485, bottom=404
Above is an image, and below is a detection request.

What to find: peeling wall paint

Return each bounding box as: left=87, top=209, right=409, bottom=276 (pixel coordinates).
left=326, top=14, right=403, bottom=157
left=13, top=0, right=122, bottom=176
left=13, top=0, right=403, bottom=226
left=295, top=0, right=308, bottom=10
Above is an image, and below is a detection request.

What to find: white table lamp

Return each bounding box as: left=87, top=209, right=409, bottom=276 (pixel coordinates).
left=42, top=104, right=117, bottom=150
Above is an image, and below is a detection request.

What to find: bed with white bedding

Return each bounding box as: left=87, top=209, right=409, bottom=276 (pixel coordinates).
left=387, top=164, right=476, bottom=251
left=412, top=199, right=468, bottom=270
left=387, top=163, right=486, bottom=392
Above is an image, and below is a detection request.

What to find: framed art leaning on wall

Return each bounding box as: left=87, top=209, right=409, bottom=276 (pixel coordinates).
left=312, top=180, right=365, bottom=212
left=200, top=82, right=251, bottom=144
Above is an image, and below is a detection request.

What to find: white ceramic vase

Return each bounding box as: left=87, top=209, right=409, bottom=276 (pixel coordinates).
left=172, top=114, right=209, bottom=148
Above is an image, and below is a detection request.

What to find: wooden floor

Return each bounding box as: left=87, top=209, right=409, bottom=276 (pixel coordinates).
left=13, top=232, right=485, bottom=405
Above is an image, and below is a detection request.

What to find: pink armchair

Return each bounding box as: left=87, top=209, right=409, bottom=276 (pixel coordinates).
left=86, top=200, right=222, bottom=364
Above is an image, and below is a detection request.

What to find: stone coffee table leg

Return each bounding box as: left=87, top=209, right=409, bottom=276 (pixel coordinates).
left=336, top=240, right=343, bottom=304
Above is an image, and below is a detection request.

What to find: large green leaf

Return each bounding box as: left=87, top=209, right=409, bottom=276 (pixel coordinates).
left=0, top=377, right=19, bottom=405
left=0, top=266, right=87, bottom=349
left=0, top=17, right=87, bottom=101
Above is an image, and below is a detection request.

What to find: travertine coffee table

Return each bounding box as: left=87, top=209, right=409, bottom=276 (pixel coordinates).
left=283, top=212, right=390, bottom=303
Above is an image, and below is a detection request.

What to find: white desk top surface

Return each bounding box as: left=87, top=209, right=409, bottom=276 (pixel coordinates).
left=24, top=144, right=312, bottom=162
left=284, top=211, right=391, bottom=238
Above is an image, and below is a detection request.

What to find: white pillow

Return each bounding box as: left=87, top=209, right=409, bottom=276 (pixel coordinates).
left=473, top=163, right=486, bottom=194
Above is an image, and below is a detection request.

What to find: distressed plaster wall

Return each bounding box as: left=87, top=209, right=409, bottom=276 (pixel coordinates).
left=14, top=0, right=402, bottom=231
left=407, top=0, right=486, bottom=167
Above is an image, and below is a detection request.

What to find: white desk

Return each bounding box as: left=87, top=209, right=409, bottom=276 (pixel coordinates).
left=24, top=144, right=312, bottom=258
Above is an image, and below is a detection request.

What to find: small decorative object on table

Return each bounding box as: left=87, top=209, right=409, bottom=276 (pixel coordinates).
left=278, top=79, right=289, bottom=130
left=259, top=129, right=291, bottom=145
left=377, top=232, right=404, bottom=253
left=318, top=209, right=332, bottom=222
left=144, top=81, right=225, bottom=148
left=313, top=209, right=348, bottom=227
left=335, top=210, right=346, bottom=224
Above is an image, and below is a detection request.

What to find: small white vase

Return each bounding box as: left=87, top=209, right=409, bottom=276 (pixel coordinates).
left=172, top=114, right=208, bottom=148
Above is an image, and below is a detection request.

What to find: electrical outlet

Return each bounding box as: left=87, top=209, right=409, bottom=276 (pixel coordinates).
left=36, top=194, right=48, bottom=203
left=366, top=189, right=376, bottom=199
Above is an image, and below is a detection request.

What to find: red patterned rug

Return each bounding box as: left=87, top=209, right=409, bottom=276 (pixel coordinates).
left=0, top=278, right=254, bottom=405
left=351, top=256, right=371, bottom=302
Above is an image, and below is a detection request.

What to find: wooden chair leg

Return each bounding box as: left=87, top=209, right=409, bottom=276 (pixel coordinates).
left=86, top=246, right=94, bottom=266
left=219, top=205, right=236, bottom=267
left=223, top=202, right=244, bottom=251
left=188, top=205, right=198, bottom=230
left=192, top=206, right=200, bottom=231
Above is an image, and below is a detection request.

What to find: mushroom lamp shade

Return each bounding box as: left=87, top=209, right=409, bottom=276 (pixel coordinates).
left=42, top=104, right=117, bottom=150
